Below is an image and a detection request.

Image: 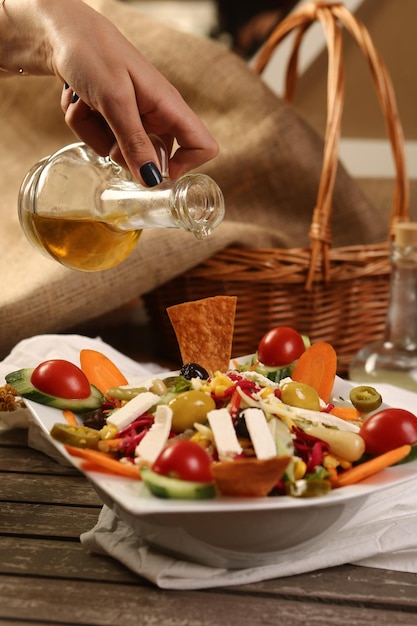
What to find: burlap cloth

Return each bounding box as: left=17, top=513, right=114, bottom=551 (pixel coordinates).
left=0, top=0, right=390, bottom=358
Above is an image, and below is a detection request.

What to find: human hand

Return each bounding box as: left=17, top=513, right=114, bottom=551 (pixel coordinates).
left=0, top=0, right=219, bottom=184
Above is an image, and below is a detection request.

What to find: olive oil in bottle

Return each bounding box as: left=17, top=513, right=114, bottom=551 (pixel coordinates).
left=31, top=215, right=141, bottom=272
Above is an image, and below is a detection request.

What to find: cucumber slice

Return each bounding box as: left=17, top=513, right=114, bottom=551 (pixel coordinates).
left=141, top=467, right=216, bottom=500
left=5, top=367, right=105, bottom=412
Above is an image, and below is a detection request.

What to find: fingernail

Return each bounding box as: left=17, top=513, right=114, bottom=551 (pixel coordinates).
left=71, top=92, right=79, bottom=104
left=140, top=161, right=163, bottom=187
left=64, top=82, right=70, bottom=89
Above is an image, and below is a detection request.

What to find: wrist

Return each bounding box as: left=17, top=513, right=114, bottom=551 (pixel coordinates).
left=0, top=0, right=55, bottom=76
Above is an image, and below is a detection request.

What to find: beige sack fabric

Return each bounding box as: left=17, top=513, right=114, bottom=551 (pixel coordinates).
left=0, top=0, right=389, bottom=358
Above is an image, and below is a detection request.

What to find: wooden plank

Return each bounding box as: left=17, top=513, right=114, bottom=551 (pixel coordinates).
left=233, top=564, right=417, bottom=608
left=1, top=575, right=417, bottom=626
left=0, top=536, right=140, bottom=584
left=1, top=533, right=417, bottom=610
left=0, top=502, right=101, bottom=537
left=0, top=445, right=79, bottom=475
left=0, top=472, right=102, bottom=506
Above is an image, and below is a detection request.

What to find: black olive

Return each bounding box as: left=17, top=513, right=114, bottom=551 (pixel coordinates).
left=82, top=409, right=107, bottom=430
left=180, top=362, right=209, bottom=380
left=235, top=412, right=250, bottom=439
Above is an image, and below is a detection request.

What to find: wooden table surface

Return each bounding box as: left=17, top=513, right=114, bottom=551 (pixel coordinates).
left=1, top=426, right=417, bottom=626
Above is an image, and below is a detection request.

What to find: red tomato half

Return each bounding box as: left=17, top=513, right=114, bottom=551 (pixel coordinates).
left=360, top=408, right=417, bottom=456
left=257, top=326, right=306, bottom=367
left=31, top=359, right=91, bottom=400
left=152, top=440, right=213, bottom=483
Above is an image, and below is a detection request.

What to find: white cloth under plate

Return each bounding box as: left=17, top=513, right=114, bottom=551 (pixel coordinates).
left=2, top=334, right=417, bottom=590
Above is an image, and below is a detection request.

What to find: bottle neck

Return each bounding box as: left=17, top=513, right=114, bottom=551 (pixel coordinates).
left=384, top=242, right=417, bottom=349
left=100, top=173, right=224, bottom=239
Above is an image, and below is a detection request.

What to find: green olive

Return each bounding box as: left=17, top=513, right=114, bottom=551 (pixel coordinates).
left=280, top=381, right=321, bottom=411
left=168, top=390, right=216, bottom=433
left=349, top=385, right=382, bottom=413
left=50, top=423, right=100, bottom=449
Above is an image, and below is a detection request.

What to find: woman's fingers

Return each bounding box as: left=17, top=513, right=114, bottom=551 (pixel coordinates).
left=57, top=7, right=218, bottom=184
left=61, top=87, right=114, bottom=156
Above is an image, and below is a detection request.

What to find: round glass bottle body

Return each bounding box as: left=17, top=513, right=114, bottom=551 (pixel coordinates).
left=18, top=142, right=225, bottom=272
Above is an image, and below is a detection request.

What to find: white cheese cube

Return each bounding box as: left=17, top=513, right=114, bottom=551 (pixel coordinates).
left=106, top=391, right=160, bottom=430
left=135, top=404, right=172, bottom=464
left=242, top=407, right=276, bottom=460
left=207, top=408, right=242, bottom=462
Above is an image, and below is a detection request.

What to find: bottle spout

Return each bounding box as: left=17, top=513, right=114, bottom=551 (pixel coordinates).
left=171, top=173, right=225, bottom=239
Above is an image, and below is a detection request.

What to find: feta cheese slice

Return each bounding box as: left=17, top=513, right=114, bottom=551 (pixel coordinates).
left=106, top=391, right=159, bottom=430
left=242, top=407, right=276, bottom=460
left=207, top=408, right=242, bottom=462
left=135, top=404, right=172, bottom=464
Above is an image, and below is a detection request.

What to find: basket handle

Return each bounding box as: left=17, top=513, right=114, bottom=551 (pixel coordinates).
left=254, top=1, right=409, bottom=288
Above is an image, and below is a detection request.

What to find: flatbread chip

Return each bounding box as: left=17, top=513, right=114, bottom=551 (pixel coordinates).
left=212, top=457, right=292, bottom=497
left=167, top=296, right=237, bottom=374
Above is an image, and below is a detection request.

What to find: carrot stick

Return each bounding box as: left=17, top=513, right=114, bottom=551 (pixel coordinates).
left=64, top=444, right=117, bottom=461
left=62, top=409, right=78, bottom=425
left=79, top=461, right=117, bottom=476
left=331, top=444, right=411, bottom=488
left=80, top=460, right=141, bottom=479
left=330, top=406, right=361, bottom=421
left=79, top=349, right=128, bottom=395
left=64, top=444, right=141, bottom=479
left=98, top=438, right=124, bottom=452
left=291, top=341, right=337, bottom=403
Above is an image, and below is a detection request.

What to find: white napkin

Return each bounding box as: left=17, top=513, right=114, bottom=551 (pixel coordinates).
left=2, top=335, right=417, bottom=590
left=80, top=476, right=417, bottom=589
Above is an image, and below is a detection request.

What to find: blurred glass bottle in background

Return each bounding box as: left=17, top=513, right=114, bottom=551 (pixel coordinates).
left=349, top=222, right=417, bottom=391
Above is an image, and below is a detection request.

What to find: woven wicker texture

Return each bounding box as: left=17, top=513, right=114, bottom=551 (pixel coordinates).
left=144, top=1, right=410, bottom=374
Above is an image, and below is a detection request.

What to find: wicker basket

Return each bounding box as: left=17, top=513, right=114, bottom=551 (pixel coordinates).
left=144, top=1, right=410, bottom=374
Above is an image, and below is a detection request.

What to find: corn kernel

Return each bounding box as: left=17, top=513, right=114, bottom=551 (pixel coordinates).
left=189, top=432, right=211, bottom=449
left=323, top=453, right=339, bottom=469
left=294, top=459, right=307, bottom=480
left=260, top=387, right=274, bottom=399
left=189, top=432, right=202, bottom=443
left=100, top=423, right=119, bottom=440
left=214, top=384, right=229, bottom=396
left=338, top=458, right=352, bottom=470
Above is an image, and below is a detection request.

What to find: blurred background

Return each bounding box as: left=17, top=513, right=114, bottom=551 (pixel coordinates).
left=125, top=0, right=417, bottom=191
left=75, top=0, right=417, bottom=361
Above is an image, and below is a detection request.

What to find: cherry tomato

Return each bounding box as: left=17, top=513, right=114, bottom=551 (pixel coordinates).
left=152, top=440, right=213, bottom=483
left=360, top=408, right=417, bottom=456
left=31, top=359, right=91, bottom=399
left=257, top=326, right=306, bottom=367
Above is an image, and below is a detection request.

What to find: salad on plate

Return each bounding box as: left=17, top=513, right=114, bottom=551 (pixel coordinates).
left=3, top=296, right=417, bottom=501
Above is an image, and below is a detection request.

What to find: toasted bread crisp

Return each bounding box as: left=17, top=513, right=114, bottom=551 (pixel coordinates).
left=211, top=456, right=291, bottom=497
left=167, top=296, right=237, bottom=375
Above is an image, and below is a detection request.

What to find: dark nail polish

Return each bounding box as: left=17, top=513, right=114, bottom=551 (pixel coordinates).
left=64, top=82, right=70, bottom=89
left=71, top=92, right=79, bottom=104
left=140, top=161, right=163, bottom=187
